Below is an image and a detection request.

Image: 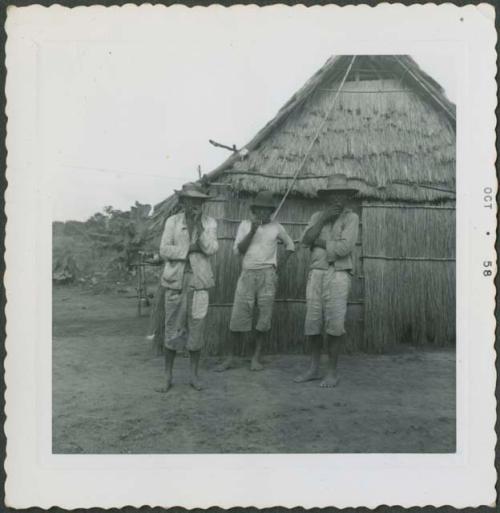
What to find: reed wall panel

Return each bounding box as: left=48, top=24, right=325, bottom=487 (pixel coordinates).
left=362, top=201, right=455, bottom=350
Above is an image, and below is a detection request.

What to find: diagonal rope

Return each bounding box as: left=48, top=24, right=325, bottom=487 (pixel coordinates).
left=271, top=55, right=357, bottom=221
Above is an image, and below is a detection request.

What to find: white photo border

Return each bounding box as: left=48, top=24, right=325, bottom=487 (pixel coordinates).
left=4, top=3, right=497, bottom=509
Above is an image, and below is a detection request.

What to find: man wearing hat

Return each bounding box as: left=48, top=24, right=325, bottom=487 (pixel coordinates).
left=216, top=191, right=295, bottom=372
left=156, top=182, right=218, bottom=392
left=295, top=174, right=359, bottom=388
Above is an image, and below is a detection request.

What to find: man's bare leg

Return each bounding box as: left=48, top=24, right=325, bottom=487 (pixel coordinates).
left=294, top=335, right=323, bottom=382
left=155, top=348, right=175, bottom=393
left=189, top=350, right=203, bottom=390
left=250, top=330, right=265, bottom=371
left=320, top=333, right=343, bottom=388
left=214, top=332, right=241, bottom=372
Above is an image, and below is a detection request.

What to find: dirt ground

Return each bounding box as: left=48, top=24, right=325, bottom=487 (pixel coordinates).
left=53, top=286, right=455, bottom=454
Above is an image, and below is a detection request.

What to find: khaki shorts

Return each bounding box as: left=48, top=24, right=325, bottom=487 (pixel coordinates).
left=230, top=267, right=277, bottom=332
left=164, top=271, right=209, bottom=352
left=304, top=268, right=351, bottom=337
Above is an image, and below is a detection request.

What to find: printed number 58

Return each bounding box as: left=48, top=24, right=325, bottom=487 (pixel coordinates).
left=483, top=261, right=493, bottom=276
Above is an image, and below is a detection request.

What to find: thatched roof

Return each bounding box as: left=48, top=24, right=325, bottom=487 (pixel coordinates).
left=152, top=55, right=456, bottom=224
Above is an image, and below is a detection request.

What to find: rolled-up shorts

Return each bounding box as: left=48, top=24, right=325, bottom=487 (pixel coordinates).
left=230, top=267, right=277, bottom=332
left=164, top=271, right=209, bottom=352
left=305, top=268, right=351, bottom=337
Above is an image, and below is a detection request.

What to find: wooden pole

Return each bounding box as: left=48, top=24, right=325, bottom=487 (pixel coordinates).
left=137, top=259, right=142, bottom=317
left=142, top=264, right=148, bottom=306
left=361, top=255, right=455, bottom=262
left=137, top=253, right=145, bottom=317
left=208, top=139, right=239, bottom=153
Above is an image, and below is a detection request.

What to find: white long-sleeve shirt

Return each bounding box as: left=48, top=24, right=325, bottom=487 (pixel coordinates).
left=160, top=212, right=218, bottom=290
left=233, top=220, right=295, bottom=270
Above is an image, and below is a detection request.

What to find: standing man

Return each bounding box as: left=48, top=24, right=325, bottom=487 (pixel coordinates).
left=216, top=191, right=295, bottom=372
left=156, top=182, right=218, bottom=392
left=295, top=174, right=359, bottom=388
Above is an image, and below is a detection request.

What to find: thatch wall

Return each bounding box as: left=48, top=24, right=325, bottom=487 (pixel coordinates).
left=362, top=201, right=455, bottom=350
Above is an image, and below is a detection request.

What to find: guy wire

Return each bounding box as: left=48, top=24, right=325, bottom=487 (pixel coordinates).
left=271, top=55, right=357, bottom=221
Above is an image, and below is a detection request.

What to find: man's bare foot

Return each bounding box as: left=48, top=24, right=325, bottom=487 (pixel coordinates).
left=190, top=377, right=203, bottom=391
left=319, top=374, right=339, bottom=388
left=154, top=380, right=172, bottom=393
left=214, top=359, right=233, bottom=372
left=250, top=359, right=264, bottom=371
left=294, top=369, right=322, bottom=383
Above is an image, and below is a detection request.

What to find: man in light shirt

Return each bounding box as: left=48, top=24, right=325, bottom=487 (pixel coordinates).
left=156, top=182, right=218, bottom=392
left=216, top=191, right=295, bottom=372
left=295, top=174, right=359, bottom=388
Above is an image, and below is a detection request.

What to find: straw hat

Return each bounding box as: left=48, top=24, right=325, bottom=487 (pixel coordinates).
left=317, top=174, right=359, bottom=196
left=251, top=191, right=277, bottom=209
left=176, top=182, right=211, bottom=199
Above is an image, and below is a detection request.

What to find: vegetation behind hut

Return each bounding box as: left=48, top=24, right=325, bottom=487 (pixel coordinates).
left=53, top=201, right=157, bottom=289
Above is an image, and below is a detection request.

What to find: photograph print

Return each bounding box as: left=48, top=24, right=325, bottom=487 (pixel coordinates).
left=51, top=41, right=456, bottom=453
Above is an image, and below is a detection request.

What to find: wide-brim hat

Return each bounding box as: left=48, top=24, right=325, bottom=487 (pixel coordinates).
left=317, top=173, right=359, bottom=196
left=175, top=182, right=211, bottom=199
left=250, top=191, right=277, bottom=209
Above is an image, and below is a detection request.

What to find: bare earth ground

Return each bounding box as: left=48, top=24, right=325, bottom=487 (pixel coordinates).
left=53, top=287, right=455, bottom=454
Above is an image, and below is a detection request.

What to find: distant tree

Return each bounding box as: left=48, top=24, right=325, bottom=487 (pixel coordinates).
left=86, top=202, right=152, bottom=271
left=53, top=201, right=153, bottom=284
left=63, top=220, right=86, bottom=236
left=86, top=212, right=107, bottom=228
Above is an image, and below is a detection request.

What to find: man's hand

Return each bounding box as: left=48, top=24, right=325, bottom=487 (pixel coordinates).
left=187, top=218, right=204, bottom=254
left=188, top=241, right=200, bottom=253
left=303, top=206, right=341, bottom=248
left=319, top=206, right=342, bottom=224
left=195, top=217, right=204, bottom=236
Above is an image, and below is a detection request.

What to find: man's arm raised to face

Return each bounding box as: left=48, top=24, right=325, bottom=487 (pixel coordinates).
left=233, top=220, right=259, bottom=256
left=301, top=212, right=324, bottom=247
left=192, top=216, right=219, bottom=256
left=302, top=206, right=343, bottom=248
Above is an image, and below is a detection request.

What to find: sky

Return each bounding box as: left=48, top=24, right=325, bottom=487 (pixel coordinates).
left=41, top=9, right=457, bottom=222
